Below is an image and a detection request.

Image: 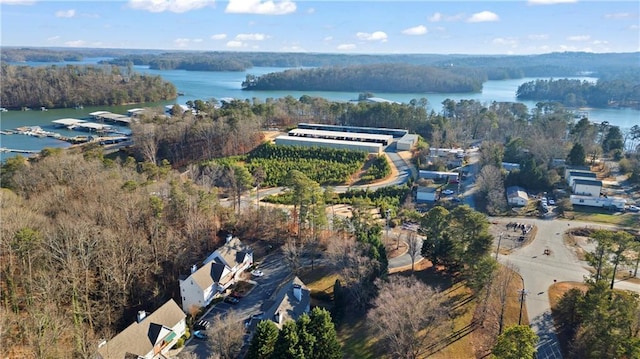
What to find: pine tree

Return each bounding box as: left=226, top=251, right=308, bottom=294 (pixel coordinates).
left=246, top=320, right=279, bottom=359
left=567, top=142, right=586, bottom=165
left=272, top=321, right=305, bottom=359
left=296, top=314, right=316, bottom=359
left=308, top=308, right=342, bottom=359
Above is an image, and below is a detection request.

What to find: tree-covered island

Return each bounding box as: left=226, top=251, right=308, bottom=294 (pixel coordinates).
left=0, top=63, right=177, bottom=110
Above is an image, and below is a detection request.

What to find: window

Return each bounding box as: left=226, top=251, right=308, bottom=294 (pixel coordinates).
left=579, top=199, right=584, bottom=203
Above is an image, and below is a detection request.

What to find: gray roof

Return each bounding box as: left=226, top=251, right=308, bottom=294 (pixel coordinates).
left=96, top=299, right=185, bottom=359
left=212, top=237, right=252, bottom=268
left=569, top=170, right=596, bottom=178
left=573, top=179, right=602, bottom=187
left=257, top=277, right=310, bottom=329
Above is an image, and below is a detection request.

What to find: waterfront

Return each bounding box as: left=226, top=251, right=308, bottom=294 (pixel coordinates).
left=1, top=63, right=638, bottom=161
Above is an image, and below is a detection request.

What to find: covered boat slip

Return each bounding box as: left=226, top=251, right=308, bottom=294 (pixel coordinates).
left=89, top=111, right=133, bottom=125
left=52, top=118, right=112, bottom=132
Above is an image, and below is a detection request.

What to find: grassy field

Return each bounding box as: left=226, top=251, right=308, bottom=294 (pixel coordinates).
left=564, top=209, right=640, bottom=228
left=302, top=261, right=528, bottom=359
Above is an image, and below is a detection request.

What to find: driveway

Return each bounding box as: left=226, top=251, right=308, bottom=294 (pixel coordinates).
left=178, top=251, right=293, bottom=358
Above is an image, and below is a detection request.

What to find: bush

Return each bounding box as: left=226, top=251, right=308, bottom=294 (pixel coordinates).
left=173, top=337, right=185, bottom=349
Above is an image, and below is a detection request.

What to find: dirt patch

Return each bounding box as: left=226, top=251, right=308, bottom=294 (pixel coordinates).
left=386, top=241, right=408, bottom=259
left=262, top=130, right=283, bottom=142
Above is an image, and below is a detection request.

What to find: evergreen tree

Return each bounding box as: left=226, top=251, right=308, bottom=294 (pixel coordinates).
left=296, top=314, right=316, bottom=359
left=308, top=308, right=342, bottom=359
left=492, top=325, right=538, bottom=359
left=246, top=320, right=279, bottom=359
left=272, top=321, right=305, bottom=359
left=567, top=143, right=586, bottom=165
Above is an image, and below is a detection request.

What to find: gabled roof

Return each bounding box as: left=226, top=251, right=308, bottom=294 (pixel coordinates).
left=262, top=277, right=310, bottom=328
left=506, top=186, right=528, bottom=200
left=190, top=262, right=215, bottom=291
left=206, top=237, right=252, bottom=268
left=96, top=299, right=185, bottom=359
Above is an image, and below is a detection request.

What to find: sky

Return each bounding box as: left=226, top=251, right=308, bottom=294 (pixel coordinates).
left=1, top=0, right=639, bottom=55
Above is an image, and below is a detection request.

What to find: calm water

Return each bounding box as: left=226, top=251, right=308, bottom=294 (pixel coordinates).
left=1, top=62, right=639, bottom=161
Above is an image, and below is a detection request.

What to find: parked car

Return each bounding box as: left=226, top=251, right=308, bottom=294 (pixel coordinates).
left=251, top=270, right=264, bottom=277
left=627, top=205, right=640, bottom=212
left=193, top=330, right=208, bottom=340
left=194, top=320, right=210, bottom=331
left=224, top=296, right=240, bottom=304
left=442, top=189, right=455, bottom=195
left=548, top=199, right=555, bottom=205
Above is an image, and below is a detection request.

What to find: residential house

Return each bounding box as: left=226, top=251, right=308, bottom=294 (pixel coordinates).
left=179, top=237, right=253, bottom=313
left=419, top=170, right=459, bottom=182
left=95, top=299, right=186, bottom=359
left=572, top=179, right=602, bottom=197
left=564, top=166, right=592, bottom=183
left=502, top=162, right=521, bottom=172
left=249, top=277, right=311, bottom=331
left=416, top=186, right=438, bottom=202
left=570, top=195, right=626, bottom=210
left=506, top=186, right=529, bottom=206
left=567, top=170, right=597, bottom=187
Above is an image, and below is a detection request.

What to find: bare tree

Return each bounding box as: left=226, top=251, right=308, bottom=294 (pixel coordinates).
left=406, top=232, right=422, bottom=272
left=206, top=312, right=245, bottom=359
left=368, top=276, right=451, bottom=359
left=492, top=263, right=518, bottom=336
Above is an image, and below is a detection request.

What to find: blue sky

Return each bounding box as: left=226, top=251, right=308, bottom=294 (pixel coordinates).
left=1, top=0, right=638, bottom=54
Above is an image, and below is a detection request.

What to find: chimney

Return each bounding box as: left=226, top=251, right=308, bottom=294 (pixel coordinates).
left=293, top=284, right=302, bottom=302
left=137, top=310, right=146, bottom=323
left=226, top=234, right=233, bottom=243
left=191, top=264, right=197, bottom=273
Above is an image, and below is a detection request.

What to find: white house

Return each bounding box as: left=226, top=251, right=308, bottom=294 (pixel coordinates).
left=419, top=170, right=459, bottom=182
left=247, top=277, right=311, bottom=331
left=570, top=195, right=626, bottom=210
left=572, top=179, right=602, bottom=197
left=416, top=186, right=438, bottom=202
left=567, top=170, right=597, bottom=187
left=95, top=299, right=186, bottom=359
left=506, top=186, right=529, bottom=206
left=179, top=237, right=253, bottom=313
left=502, top=162, right=521, bottom=172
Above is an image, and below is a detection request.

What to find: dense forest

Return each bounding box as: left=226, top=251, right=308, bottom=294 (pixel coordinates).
left=0, top=64, right=177, bottom=109
left=241, top=64, right=486, bottom=93
left=516, top=77, right=640, bottom=109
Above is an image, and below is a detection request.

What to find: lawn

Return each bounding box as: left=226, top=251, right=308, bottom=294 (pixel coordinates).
left=302, top=261, right=528, bottom=359
left=564, top=209, right=640, bottom=228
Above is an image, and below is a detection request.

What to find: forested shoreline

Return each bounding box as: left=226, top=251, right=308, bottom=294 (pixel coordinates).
left=0, top=64, right=177, bottom=110
left=517, top=77, right=640, bottom=109
left=241, top=64, right=486, bottom=93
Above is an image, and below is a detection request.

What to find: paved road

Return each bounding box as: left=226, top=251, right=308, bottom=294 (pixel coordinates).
left=497, top=217, right=640, bottom=359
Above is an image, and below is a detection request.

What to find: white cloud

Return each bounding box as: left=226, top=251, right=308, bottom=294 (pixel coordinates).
left=306, top=7, right=315, bottom=14
left=604, top=13, right=631, bottom=19
left=235, top=33, right=267, bottom=41
left=210, top=34, right=227, bottom=40
left=528, top=34, right=549, bottom=40
left=630, top=24, right=640, bottom=31
left=0, top=0, right=36, bottom=5
left=65, top=40, right=88, bottom=47
left=225, top=0, right=296, bottom=15
left=429, top=12, right=442, bottom=22
left=528, top=0, right=577, bottom=4
left=55, top=9, right=76, bottom=18
left=128, top=0, right=214, bottom=13
left=592, top=40, right=608, bottom=45
left=323, top=36, right=333, bottom=42
left=337, top=44, right=356, bottom=50
left=174, top=38, right=203, bottom=47
left=226, top=40, right=245, bottom=48
left=492, top=37, right=518, bottom=47
left=356, top=31, right=388, bottom=42
left=47, top=35, right=60, bottom=41
left=467, top=11, right=499, bottom=23
left=567, top=35, right=590, bottom=41
left=402, top=25, right=427, bottom=36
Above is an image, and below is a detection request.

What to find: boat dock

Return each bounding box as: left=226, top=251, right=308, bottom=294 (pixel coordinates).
left=1, top=148, right=40, bottom=154
left=89, top=111, right=134, bottom=126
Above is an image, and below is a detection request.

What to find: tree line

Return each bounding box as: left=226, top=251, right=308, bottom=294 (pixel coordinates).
left=516, top=78, right=640, bottom=109
left=242, top=64, right=485, bottom=93
left=0, top=63, right=176, bottom=109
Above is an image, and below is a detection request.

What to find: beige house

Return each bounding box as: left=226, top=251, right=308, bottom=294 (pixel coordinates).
left=179, top=237, right=253, bottom=313
left=95, top=299, right=186, bottom=359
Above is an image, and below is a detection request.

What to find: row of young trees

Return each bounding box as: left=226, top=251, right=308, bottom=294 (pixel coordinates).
left=0, top=63, right=176, bottom=109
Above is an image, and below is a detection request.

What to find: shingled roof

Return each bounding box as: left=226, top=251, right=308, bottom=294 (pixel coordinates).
left=96, top=299, right=185, bottom=359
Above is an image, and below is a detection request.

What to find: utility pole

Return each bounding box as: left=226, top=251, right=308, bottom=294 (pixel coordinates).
left=518, top=288, right=528, bottom=325
left=495, top=232, right=504, bottom=260
left=385, top=208, right=391, bottom=245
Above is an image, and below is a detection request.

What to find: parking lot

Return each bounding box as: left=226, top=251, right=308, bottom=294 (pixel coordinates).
left=177, top=250, right=293, bottom=358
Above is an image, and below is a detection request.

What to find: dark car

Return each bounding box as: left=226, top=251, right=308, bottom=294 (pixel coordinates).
left=194, top=319, right=210, bottom=331
left=224, top=296, right=240, bottom=304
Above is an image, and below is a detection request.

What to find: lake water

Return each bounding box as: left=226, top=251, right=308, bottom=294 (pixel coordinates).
left=1, top=61, right=638, bottom=161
